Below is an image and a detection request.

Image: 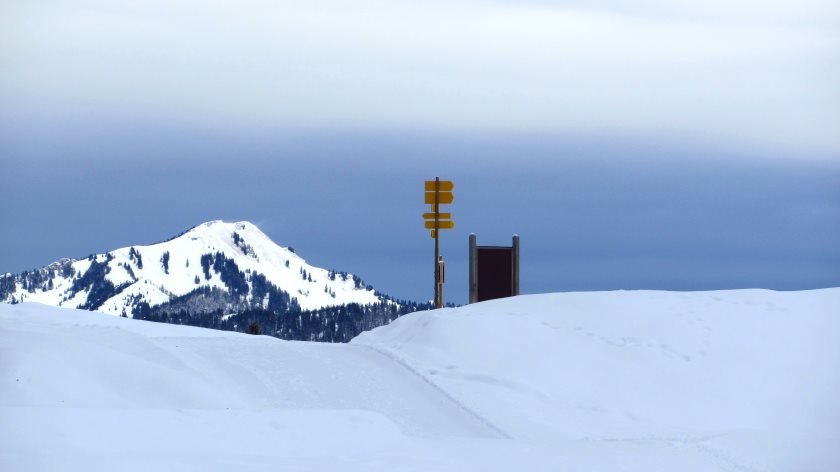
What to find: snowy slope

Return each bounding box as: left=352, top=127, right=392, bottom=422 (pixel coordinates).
left=355, top=289, right=840, bottom=470
left=0, top=220, right=381, bottom=316
left=2, top=289, right=839, bottom=471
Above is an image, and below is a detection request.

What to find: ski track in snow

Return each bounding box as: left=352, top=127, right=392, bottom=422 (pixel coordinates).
left=358, top=344, right=512, bottom=439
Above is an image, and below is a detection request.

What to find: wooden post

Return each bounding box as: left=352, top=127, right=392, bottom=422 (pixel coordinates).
left=469, top=233, right=477, bottom=304
left=434, top=177, right=441, bottom=308
left=512, top=234, right=520, bottom=296
left=437, top=255, right=445, bottom=308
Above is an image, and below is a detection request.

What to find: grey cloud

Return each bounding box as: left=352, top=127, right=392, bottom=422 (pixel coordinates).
left=1, top=0, right=838, bottom=154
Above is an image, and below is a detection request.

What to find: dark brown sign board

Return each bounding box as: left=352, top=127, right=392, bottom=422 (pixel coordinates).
left=469, top=234, right=519, bottom=303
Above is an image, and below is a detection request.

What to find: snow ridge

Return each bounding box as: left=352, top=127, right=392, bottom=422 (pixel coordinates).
left=359, top=344, right=512, bottom=439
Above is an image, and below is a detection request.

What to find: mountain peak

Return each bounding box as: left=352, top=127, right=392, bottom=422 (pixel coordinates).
left=183, top=220, right=265, bottom=238
left=196, top=220, right=253, bottom=229
left=183, top=221, right=276, bottom=248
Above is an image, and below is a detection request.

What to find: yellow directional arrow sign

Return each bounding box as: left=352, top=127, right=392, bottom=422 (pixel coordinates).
left=422, top=212, right=451, bottom=219
left=424, top=180, right=454, bottom=191
left=424, top=220, right=454, bottom=230
left=424, top=191, right=454, bottom=204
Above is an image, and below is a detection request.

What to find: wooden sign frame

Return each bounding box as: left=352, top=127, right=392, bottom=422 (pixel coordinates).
left=469, top=234, right=520, bottom=304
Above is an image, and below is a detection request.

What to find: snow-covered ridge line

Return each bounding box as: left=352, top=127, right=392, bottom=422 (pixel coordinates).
left=0, top=220, right=382, bottom=317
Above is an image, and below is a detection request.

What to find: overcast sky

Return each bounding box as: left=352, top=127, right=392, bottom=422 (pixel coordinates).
left=1, top=0, right=839, bottom=303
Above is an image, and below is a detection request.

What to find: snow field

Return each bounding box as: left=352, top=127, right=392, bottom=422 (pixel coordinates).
left=3, top=288, right=839, bottom=471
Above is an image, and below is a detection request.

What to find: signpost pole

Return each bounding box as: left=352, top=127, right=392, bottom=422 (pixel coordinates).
left=434, top=177, right=440, bottom=308
left=469, top=233, right=477, bottom=304
left=423, top=177, right=451, bottom=309
left=512, top=234, right=520, bottom=296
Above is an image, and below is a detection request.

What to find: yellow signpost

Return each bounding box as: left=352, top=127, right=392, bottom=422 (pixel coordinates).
left=424, top=192, right=454, bottom=205
left=423, top=177, right=454, bottom=308
left=424, top=220, right=454, bottom=229
left=424, top=181, right=454, bottom=191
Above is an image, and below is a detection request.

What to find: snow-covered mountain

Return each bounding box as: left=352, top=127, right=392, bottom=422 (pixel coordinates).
left=0, top=221, right=420, bottom=340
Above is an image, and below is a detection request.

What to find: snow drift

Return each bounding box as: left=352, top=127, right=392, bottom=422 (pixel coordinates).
left=2, top=288, right=839, bottom=471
